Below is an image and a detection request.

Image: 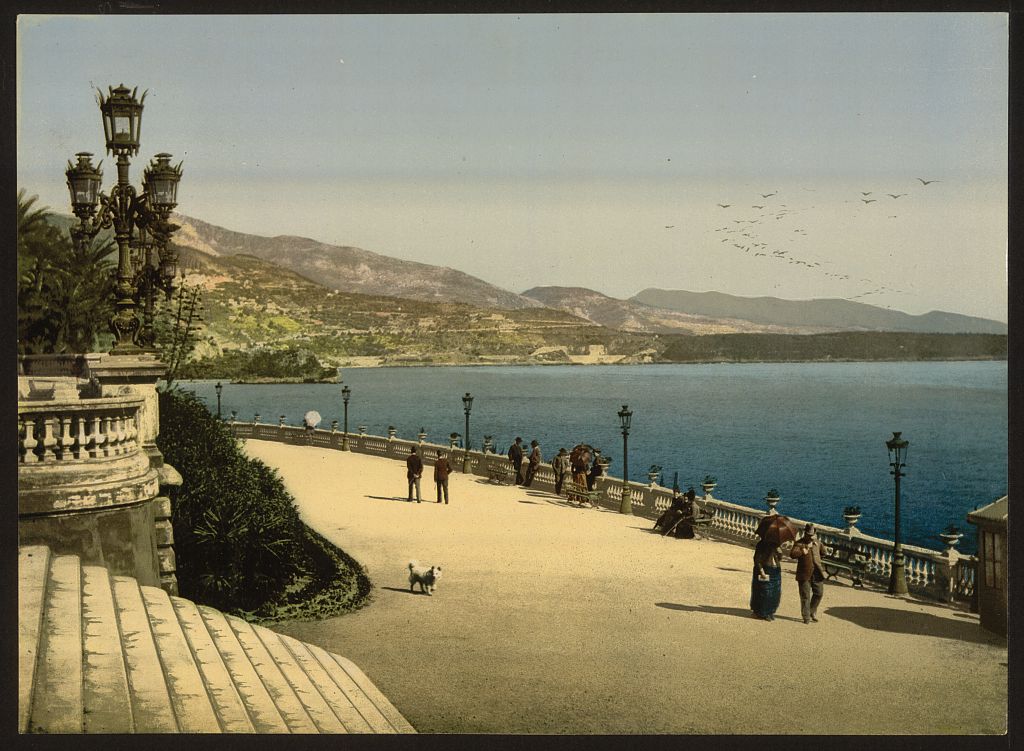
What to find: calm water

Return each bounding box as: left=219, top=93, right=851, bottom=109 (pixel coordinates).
left=180, top=361, right=1007, bottom=554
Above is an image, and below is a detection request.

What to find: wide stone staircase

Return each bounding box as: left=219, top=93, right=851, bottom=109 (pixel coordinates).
left=18, top=545, right=415, bottom=733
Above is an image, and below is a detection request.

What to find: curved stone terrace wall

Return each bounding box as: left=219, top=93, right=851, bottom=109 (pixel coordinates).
left=230, top=418, right=977, bottom=607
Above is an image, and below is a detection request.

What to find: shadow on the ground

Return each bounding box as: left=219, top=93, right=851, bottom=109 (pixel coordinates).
left=823, top=606, right=1005, bottom=645
left=655, top=602, right=804, bottom=623
left=365, top=495, right=417, bottom=503
left=718, top=567, right=746, bottom=573
left=378, top=586, right=431, bottom=596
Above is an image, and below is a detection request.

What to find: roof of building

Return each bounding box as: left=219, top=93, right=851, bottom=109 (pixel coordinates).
left=966, top=495, right=1008, bottom=525
left=18, top=545, right=415, bottom=734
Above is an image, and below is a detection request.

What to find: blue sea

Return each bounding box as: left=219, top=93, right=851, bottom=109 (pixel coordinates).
left=179, top=361, right=1007, bottom=555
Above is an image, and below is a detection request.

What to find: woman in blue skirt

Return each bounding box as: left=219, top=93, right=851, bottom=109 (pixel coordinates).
left=750, top=538, right=783, bottom=621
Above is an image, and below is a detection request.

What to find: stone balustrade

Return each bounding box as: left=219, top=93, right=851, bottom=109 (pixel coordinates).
left=19, top=396, right=143, bottom=464
left=230, top=418, right=977, bottom=606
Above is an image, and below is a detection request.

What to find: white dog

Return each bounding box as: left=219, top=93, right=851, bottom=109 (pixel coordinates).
left=408, top=561, right=442, bottom=595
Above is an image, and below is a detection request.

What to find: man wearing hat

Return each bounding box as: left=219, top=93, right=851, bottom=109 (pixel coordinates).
left=523, top=440, right=542, bottom=487
left=551, top=448, right=571, bottom=496
left=790, top=523, right=830, bottom=623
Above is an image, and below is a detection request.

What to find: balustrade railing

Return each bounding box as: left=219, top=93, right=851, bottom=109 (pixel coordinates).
left=19, top=397, right=143, bottom=464
left=230, top=418, right=977, bottom=606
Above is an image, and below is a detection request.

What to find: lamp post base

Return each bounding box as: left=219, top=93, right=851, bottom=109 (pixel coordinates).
left=342, top=435, right=350, bottom=451
left=888, top=558, right=909, bottom=595
left=618, top=491, right=632, bottom=515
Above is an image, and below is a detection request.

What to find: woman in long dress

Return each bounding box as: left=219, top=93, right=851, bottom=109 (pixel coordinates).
left=750, top=538, right=783, bottom=621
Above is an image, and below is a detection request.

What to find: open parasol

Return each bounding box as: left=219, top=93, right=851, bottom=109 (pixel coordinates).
left=303, top=410, right=322, bottom=429
left=569, top=443, right=593, bottom=465
left=755, top=514, right=800, bottom=545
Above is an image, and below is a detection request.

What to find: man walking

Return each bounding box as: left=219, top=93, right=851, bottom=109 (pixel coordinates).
left=790, top=523, right=829, bottom=623
left=551, top=448, right=570, bottom=496
left=434, top=450, right=452, bottom=504
left=406, top=446, right=423, bottom=502
left=508, top=437, right=525, bottom=485
left=523, top=440, right=542, bottom=487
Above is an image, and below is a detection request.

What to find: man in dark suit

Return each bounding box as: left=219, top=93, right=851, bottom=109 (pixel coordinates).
left=406, top=446, right=423, bottom=502
left=790, top=523, right=830, bottom=623
left=434, top=450, right=452, bottom=504
left=523, top=440, right=542, bottom=487
left=508, top=437, right=525, bottom=485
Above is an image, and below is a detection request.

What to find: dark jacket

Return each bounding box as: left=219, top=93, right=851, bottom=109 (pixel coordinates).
left=434, top=456, right=451, bottom=482
left=508, top=442, right=524, bottom=467
left=790, top=536, right=829, bottom=582
left=406, top=453, right=423, bottom=479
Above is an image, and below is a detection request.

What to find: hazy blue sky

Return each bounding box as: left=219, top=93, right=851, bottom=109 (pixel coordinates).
left=17, top=14, right=1007, bottom=321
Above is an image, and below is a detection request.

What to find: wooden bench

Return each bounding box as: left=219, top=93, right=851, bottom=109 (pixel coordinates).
left=486, top=458, right=516, bottom=485
left=822, top=542, right=869, bottom=587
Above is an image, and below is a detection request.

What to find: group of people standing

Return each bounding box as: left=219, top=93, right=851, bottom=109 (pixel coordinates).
left=507, top=438, right=607, bottom=503
left=405, top=446, right=452, bottom=504
left=750, top=523, right=829, bottom=624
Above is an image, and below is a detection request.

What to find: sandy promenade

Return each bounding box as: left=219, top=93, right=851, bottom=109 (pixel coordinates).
left=244, top=440, right=1007, bottom=734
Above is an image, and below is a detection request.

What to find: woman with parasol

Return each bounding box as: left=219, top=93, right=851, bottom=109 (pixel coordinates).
left=568, top=444, right=592, bottom=504
left=749, top=514, right=800, bottom=621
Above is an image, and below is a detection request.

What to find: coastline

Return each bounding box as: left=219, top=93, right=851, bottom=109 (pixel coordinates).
left=220, top=354, right=1008, bottom=383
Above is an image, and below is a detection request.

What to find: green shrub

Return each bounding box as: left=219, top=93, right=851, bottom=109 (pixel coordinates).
left=156, top=388, right=368, bottom=614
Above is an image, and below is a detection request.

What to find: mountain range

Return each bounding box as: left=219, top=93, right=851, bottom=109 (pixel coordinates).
left=168, top=213, right=1005, bottom=336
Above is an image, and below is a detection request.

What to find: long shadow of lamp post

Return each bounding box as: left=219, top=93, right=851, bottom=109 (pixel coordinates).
left=462, top=392, right=473, bottom=473
left=618, top=404, right=632, bottom=515
left=65, top=84, right=183, bottom=352
left=886, top=431, right=909, bottom=595
left=341, top=384, right=351, bottom=451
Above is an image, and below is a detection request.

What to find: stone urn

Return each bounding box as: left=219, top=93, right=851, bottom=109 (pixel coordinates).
left=387, top=426, right=397, bottom=441
left=483, top=435, right=494, bottom=454
left=702, top=476, right=717, bottom=499
left=331, top=419, right=339, bottom=432
left=417, top=428, right=427, bottom=444
left=764, top=489, right=781, bottom=515
left=647, top=467, right=662, bottom=486
left=253, top=413, right=261, bottom=425
left=842, top=507, right=862, bottom=531
left=939, top=529, right=964, bottom=554
left=449, top=433, right=460, bottom=451
left=357, top=424, right=367, bottom=436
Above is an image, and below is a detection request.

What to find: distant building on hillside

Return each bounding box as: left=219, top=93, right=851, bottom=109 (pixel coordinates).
left=966, top=495, right=1007, bottom=637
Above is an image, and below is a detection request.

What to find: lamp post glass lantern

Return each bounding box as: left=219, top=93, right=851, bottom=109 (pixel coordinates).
left=462, top=392, right=473, bottom=472
left=66, top=83, right=184, bottom=352
left=885, top=431, right=910, bottom=595
left=617, top=404, right=633, bottom=514
left=341, top=384, right=351, bottom=450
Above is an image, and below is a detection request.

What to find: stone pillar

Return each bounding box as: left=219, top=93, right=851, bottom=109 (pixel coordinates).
left=84, top=352, right=167, bottom=468
left=154, top=464, right=183, bottom=595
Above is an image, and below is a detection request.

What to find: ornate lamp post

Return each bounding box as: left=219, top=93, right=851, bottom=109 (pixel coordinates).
left=886, top=431, right=910, bottom=595
left=214, top=381, right=223, bottom=419
left=64, top=84, right=183, bottom=352
left=341, top=384, right=351, bottom=451
left=617, top=404, right=633, bottom=514
left=462, top=392, right=474, bottom=472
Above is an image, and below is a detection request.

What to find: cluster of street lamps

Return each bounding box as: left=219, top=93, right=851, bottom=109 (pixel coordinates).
left=65, top=84, right=184, bottom=352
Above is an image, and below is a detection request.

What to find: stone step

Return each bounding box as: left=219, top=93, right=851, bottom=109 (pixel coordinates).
left=277, top=633, right=374, bottom=733
left=140, top=586, right=221, bottom=732
left=223, top=615, right=318, bottom=733
left=169, top=597, right=255, bottom=733
left=197, top=605, right=290, bottom=733
left=248, top=622, right=347, bottom=733
left=304, top=641, right=399, bottom=733
left=31, top=554, right=83, bottom=733
left=324, top=651, right=418, bottom=734
left=18, top=546, right=51, bottom=734
left=81, top=565, right=134, bottom=733
left=111, top=575, right=178, bottom=732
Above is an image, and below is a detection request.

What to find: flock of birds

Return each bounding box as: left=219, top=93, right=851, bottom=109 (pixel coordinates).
left=667, top=178, right=943, bottom=304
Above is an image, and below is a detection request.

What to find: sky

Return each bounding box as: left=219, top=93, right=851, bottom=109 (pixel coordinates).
left=17, top=13, right=1008, bottom=322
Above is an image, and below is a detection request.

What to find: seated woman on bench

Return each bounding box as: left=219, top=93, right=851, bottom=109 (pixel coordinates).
left=654, top=487, right=699, bottom=537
